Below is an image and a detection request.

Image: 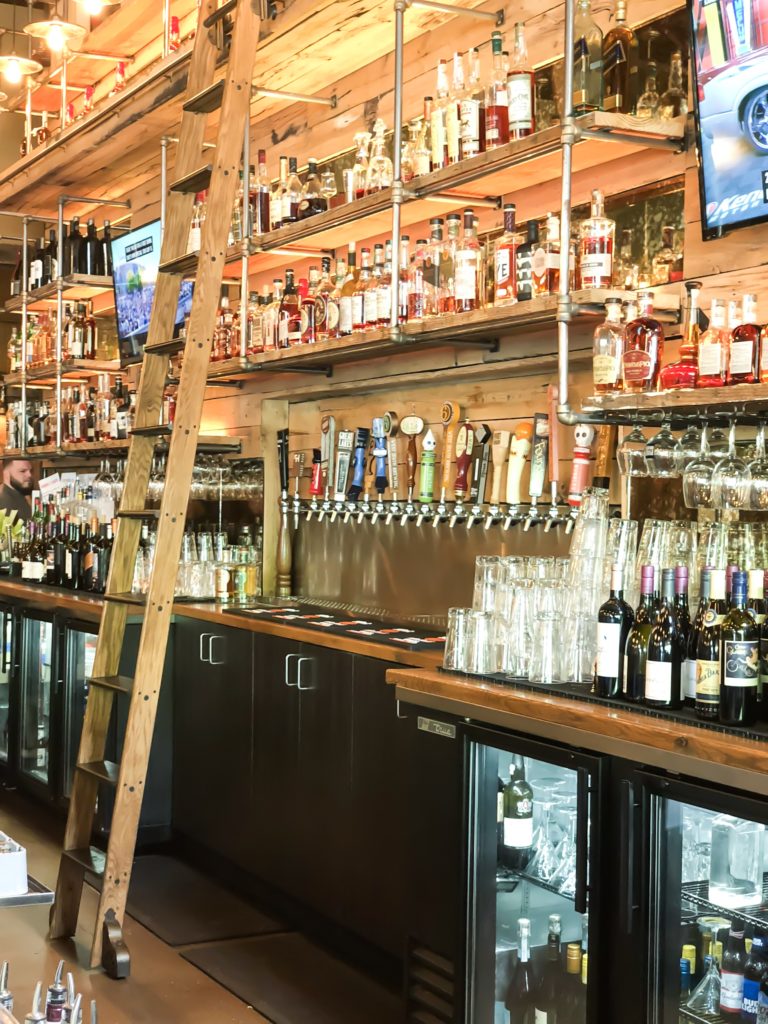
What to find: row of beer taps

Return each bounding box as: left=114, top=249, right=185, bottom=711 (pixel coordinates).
left=277, top=387, right=610, bottom=534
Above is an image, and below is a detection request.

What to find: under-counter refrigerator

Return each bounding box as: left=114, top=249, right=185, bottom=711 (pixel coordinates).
left=60, top=619, right=99, bottom=799
left=0, top=603, right=15, bottom=771
left=17, top=608, right=56, bottom=797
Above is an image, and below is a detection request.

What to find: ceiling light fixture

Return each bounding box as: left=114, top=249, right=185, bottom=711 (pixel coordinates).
left=74, top=0, right=121, bottom=17
left=23, top=1, right=88, bottom=55
left=0, top=3, right=44, bottom=84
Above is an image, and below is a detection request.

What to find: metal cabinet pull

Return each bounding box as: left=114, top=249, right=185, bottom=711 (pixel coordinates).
left=199, top=633, right=213, bottom=663
left=619, top=778, right=638, bottom=934
left=296, top=657, right=314, bottom=691
left=395, top=699, right=408, bottom=719
left=209, top=635, right=225, bottom=666
left=284, top=653, right=300, bottom=686
left=575, top=766, right=590, bottom=915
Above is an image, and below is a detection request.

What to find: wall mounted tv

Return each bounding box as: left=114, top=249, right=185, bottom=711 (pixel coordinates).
left=689, top=0, right=768, bottom=239
left=110, top=219, right=193, bottom=364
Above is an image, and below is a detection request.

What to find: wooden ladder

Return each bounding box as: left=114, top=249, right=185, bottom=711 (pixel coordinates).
left=49, top=0, right=261, bottom=977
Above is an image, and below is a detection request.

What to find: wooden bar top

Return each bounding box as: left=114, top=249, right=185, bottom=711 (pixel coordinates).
left=387, top=667, right=768, bottom=795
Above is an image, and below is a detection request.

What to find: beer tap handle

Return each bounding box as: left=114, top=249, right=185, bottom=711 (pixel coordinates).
left=331, top=429, right=354, bottom=521
left=567, top=423, right=597, bottom=511
left=524, top=412, right=549, bottom=531
left=489, top=430, right=511, bottom=506
left=276, top=429, right=292, bottom=597
left=504, top=422, right=532, bottom=529
left=383, top=410, right=400, bottom=497
left=321, top=414, right=336, bottom=495
left=449, top=421, right=474, bottom=526
left=468, top=424, right=492, bottom=529
left=372, top=417, right=388, bottom=497
left=439, top=401, right=461, bottom=500
left=545, top=384, right=561, bottom=530
left=347, top=427, right=369, bottom=502
left=309, top=448, right=323, bottom=497
left=417, top=427, right=437, bottom=523
left=593, top=424, right=616, bottom=492
left=277, top=428, right=289, bottom=497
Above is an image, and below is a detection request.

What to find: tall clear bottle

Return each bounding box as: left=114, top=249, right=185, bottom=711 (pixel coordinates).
left=573, top=0, right=603, bottom=114
left=454, top=209, right=481, bottom=313
left=270, top=156, right=288, bottom=231
left=592, top=297, right=624, bottom=394
left=430, top=59, right=451, bottom=170
left=445, top=52, right=464, bottom=165
left=494, top=203, right=518, bottom=306
left=698, top=298, right=728, bottom=388
left=485, top=31, right=510, bottom=149
left=460, top=47, right=485, bottom=159
left=507, top=22, right=535, bottom=139
left=579, top=189, right=615, bottom=288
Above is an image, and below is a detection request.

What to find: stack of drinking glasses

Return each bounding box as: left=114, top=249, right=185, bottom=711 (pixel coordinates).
left=635, top=517, right=698, bottom=605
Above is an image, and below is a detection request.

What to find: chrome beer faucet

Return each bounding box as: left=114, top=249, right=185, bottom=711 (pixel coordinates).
left=416, top=427, right=437, bottom=525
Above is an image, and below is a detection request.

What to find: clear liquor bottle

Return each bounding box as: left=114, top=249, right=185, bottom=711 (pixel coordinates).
left=366, top=244, right=384, bottom=328
left=621, top=290, right=664, bottom=393
left=573, top=0, right=603, bottom=114
left=592, top=297, right=624, bottom=394
left=460, top=47, right=485, bottom=159
left=416, top=101, right=432, bottom=175
left=314, top=256, right=336, bottom=341
left=281, top=157, right=302, bottom=225
left=252, top=149, right=271, bottom=235
left=278, top=269, right=301, bottom=348
left=494, top=203, right=518, bottom=306
left=377, top=242, right=393, bottom=326
left=262, top=279, right=282, bottom=351
left=485, top=31, right=509, bottom=149
left=338, top=245, right=358, bottom=337
left=698, top=298, right=728, bottom=388
left=728, top=293, right=760, bottom=385
left=445, top=52, right=464, bottom=165
left=407, top=239, right=428, bottom=321
left=398, top=236, right=411, bottom=324
left=327, top=258, right=345, bottom=338
left=659, top=50, right=688, bottom=119
left=424, top=219, right=443, bottom=316
left=454, top=209, right=481, bottom=313
left=579, top=188, right=615, bottom=289
left=602, top=0, right=639, bottom=114
left=299, top=159, right=328, bottom=218
left=439, top=214, right=461, bottom=314
left=636, top=61, right=660, bottom=119
left=352, top=248, right=372, bottom=333
left=430, top=59, right=451, bottom=170
left=507, top=22, right=535, bottom=139
left=270, top=156, right=288, bottom=231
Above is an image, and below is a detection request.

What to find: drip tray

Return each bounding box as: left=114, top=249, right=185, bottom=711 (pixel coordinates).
left=234, top=597, right=447, bottom=631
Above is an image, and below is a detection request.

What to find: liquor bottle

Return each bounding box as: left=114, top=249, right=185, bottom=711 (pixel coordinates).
left=501, top=755, right=533, bottom=871
left=624, top=565, right=655, bottom=702
left=229, top=171, right=246, bottom=244
left=29, top=238, right=44, bottom=291
left=636, top=61, right=660, bottom=119
left=415, top=101, right=432, bottom=176
left=397, top=235, right=412, bottom=323
left=697, top=298, right=728, bottom=388
left=645, top=567, right=682, bottom=709
left=43, top=230, right=58, bottom=287
left=278, top=269, right=301, bottom=348
left=423, top=221, right=443, bottom=317
left=328, top=260, right=345, bottom=338
left=721, top=925, right=747, bottom=1016
left=406, top=239, right=428, bottom=321
left=727, top=293, right=760, bottom=385
left=270, top=156, right=288, bottom=231
left=430, top=59, right=450, bottom=170
left=684, top=568, right=710, bottom=706
left=454, top=209, right=480, bottom=313
left=516, top=220, right=539, bottom=302
left=352, top=248, right=372, bottom=332
left=64, top=520, right=82, bottom=589
left=376, top=242, right=393, bottom=326
left=579, top=189, right=615, bottom=289
left=533, top=914, right=562, bottom=1024
left=63, top=217, right=82, bottom=277
left=674, top=565, right=691, bottom=644
left=659, top=49, right=688, bottom=120
left=300, top=267, right=320, bottom=344
left=252, top=149, right=271, bottom=235
left=505, top=918, right=535, bottom=1022
left=282, top=157, right=302, bottom=225
left=595, top=564, right=635, bottom=697
left=80, top=521, right=98, bottom=591
left=485, top=31, right=510, bottom=149
left=650, top=226, right=683, bottom=285
left=620, top=290, right=664, bottom=393
left=573, top=0, right=603, bottom=114
left=262, top=279, right=282, bottom=351
left=445, top=52, right=463, bottom=165
left=564, top=943, right=585, bottom=1021
left=338, top=244, right=358, bottom=337
left=592, top=297, right=624, bottom=394
left=94, top=521, right=113, bottom=594
left=460, top=46, right=485, bottom=159
left=659, top=280, right=701, bottom=391
left=367, top=244, right=384, bottom=326
left=299, top=159, right=328, bottom=218
left=494, top=203, right=518, bottom=306
left=83, top=219, right=102, bottom=276
left=313, top=256, right=335, bottom=341
left=539, top=213, right=561, bottom=296
left=602, top=0, right=639, bottom=114
left=720, top=569, right=759, bottom=727
left=742, top=931, right=766, bottom=1022
left=507, top=23, right=535, bottom=139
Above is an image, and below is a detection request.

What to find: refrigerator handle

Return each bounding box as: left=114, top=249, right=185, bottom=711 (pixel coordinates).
left=575, top=766, right=589, bottom=915
left=619, top=778, right=637, bottom=934
left=1, top=611, right=8, bottom=675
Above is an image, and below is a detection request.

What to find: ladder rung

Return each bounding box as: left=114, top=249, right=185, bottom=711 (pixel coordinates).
left=183, top=80, right=224, bottom=114
left=130, top=424, right=172, bottom=438
left=144, top=336, right=186, bottom=356
left=203, top=0, right=236, bottom=28
left=88, top=675, right=134, bottom=696
left=63, top=846, right=106, bottom=878
left=170, top=164, right=213, bottom=194
left=118, top=509, right=160, bottom=520
left=76, top=760, right=120, bottom=786
left=103, top=592, right=147, bottom=606
left=158, top=252, right=197, bottom=277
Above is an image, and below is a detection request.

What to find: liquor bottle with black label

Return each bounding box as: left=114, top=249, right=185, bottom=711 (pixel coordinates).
left=515, top=220, right=539, bottom=302
left=501, top=755, right=533, bottom=871
left=595, top=563, right=634, bottom=697
left=645, top=567, right=682, bottom=709
left=696, top=568, right=726, bottom=720
left=720, top=569, right=759, bottom=727
left=624, top=564, right=655, bottom=702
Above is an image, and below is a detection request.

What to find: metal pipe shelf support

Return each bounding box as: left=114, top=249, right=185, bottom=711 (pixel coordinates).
left=405, top=0, right=504, bottom=24
left=389, top=0, right=407, bottom=334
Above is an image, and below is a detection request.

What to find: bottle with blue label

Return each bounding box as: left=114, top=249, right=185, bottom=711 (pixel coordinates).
left=743, top=932, right=767, bottom=1023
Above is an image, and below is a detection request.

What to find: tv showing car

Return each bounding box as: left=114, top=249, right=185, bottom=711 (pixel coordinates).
left=689, top=0, right=768, bottom=238
left=110, top=219, right=193, bottom=364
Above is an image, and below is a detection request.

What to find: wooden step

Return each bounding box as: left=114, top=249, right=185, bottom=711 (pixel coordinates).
left=76, top=760, right=120, bottom=786
left=158, top=251, right=198, bottom=277
left=130, top=424, right=171, bottom=438
left=87, top=675, right=134, bottom=696
left=63, top=846, right=106, bottom=878
left=144, top=337, right=186, bottom=356
left=170, top=164, right=212, bottom=194
left=118, top=509, right=160, bottom=520
left=183, top=80, right=224, bottom=114
left=103, top=592, right=147, bottom=606
left=203, top=0, right=236, bottom=28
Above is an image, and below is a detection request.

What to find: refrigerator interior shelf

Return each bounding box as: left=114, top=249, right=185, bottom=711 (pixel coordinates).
left=682, top=874, right=768, bottom=932
left=498, top=868, right=576, bottom=903
left=678, top=1006, right=726, bottom=1023
left=0, top=874, right=54, bottom=908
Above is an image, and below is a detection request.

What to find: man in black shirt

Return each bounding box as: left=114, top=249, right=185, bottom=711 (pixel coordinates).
left=0, top=459, right=33, bottom=522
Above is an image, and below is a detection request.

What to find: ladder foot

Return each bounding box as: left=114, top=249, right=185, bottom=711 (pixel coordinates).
left=102, top=910, right=130, bottom=980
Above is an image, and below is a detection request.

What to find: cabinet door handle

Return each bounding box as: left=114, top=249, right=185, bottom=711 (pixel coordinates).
left=284, top=653, right=300, bottom=686
left=199, top=633, right=213, bottom=663
left=209, top=635, right=225, bottom=666
left=575, top=766, right=590, bottom=915
left=619, top=778, right=638, bottom=934
left=296, top=657, right=314, bottom=691
left=395, top=699, right=407, bottom=720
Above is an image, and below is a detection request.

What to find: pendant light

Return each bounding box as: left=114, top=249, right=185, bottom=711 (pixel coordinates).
left=0, top=2, right=43, bottom=84
left=23, top=1, right=87, bottom=55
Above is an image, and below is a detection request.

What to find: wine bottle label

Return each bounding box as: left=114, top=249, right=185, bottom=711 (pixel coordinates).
left=338, top=296, right=353, bottom=335
left=363, top=290, right=378, bottom=325
left=351, top=294, right=364, bottom=327
left=682, top=659, right=697, bottom=700
left=723, top=639, right=759, bottom=687
left=593, top=354, right=619, bottom=386
left=645, top=659, right=672, bottom=702
left=721, top=969, right=744, bottom=1011
left=455, top=253, right=477, bottom=301
left=376, top=286, right=391, bottom=323
left=546, top=251, right=561, bottom=270
left=459, top=100, right=480, bottom=156
left=535, top=1011, right=550, bottom=1024
left=696, top=659, right=720, bottom=700
left=430, top=111, right=446, bottom=166
left=503, top=815, right=533, bottom=849
left=495, top=248, right=512, bottom=296
left=596, top=621, right=621, bottom=678
left=698, top=342, right=722, bottom=376
left=729, top=339, right=754, bottom=375
left=508, top=75, right=533, bottom=130
left=65, top=552, right=72, bottom=579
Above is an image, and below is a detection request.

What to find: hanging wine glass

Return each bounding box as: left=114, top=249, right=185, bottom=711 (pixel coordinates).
left=682, top=426, right=717, bottom=509
left=711, top=422, right=751, bottom=511
left=645, top=421, right=678, bottom=478
left=748, top=424, right=768, bottom=511
left=673, top=423, right=703, bottom=474
left=616, top=425, right=650, bottom=477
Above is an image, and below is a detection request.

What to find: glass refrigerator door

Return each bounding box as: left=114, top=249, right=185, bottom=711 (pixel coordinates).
left=642, top=771, right=768, bottom=1024
left=466, top=728, right=603, bottom=1024
left=62, top=626, right=98, bottom=797
left=19, top=614, right=54, bottom=785
left=0, top=608, right=13, bottom=763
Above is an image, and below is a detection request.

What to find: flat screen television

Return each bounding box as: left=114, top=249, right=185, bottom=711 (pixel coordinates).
left=110, top=218, right=194, bottom=364
left=689, top=0, right=768, bottom=239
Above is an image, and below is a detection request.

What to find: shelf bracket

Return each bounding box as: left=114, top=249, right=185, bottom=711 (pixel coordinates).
left=251, top=87, right=337, bottom=108
left=405, top=0, right=504, bottom=25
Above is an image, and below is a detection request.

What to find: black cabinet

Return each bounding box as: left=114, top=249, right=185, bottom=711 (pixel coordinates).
left=173, top=617, right=253, bottom=870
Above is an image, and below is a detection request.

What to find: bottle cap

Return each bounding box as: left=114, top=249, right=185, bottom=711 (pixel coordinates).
left=732, top=569, right=747, bottom=598
left=682, top=943, right=697, bottom=968
left=566, top=943, right=582, bottom=973
left=610, top=564, right=624, bottom=592
left=640, top=565, right=655, bottom=594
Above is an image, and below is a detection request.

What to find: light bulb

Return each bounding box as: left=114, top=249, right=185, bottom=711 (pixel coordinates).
left=4, top=58, right=22, bottom=86
left=83, top=0, right=105, bottom=14
left=46, top=23, right=66, bottom=53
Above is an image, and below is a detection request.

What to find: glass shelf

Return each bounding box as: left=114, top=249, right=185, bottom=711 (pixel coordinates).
left=681, top=874, right=768, bottom=932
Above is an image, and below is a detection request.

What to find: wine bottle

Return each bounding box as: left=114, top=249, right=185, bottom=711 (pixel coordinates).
left=696, top=567, right=726, bottom=721
left=505, top=917, right=535, bottom=1022
left=501, top=755, right=533, bottom=871
left=645, top=567, right=682, bottom=709
left=533, top=914, right=562, bottom=1023
left=720, top=569, right=759, bottom=727
left=624, top=564, right=655, bottom=702
left=595, top=564, right=634, bottom=697
left=684, top=568, right=710, bottom=707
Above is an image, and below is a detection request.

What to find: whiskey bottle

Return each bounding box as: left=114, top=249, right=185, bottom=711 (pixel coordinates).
left=621, top=290, right=664, bottom=393
left=592, top=297, right=624, bottom=394
left=507, top=22, right=535, bottom=139
left=659, top=280, right=701, bottom=391
left=446, top=52, right=463, bottom=165
left=252, top=149, right=271, bottom=234
left=430, top=59, right=451, bottom=170
left=300, top=267, right=320, bottom=344
left=573, top=0, right=603, bottom=114
left=327, top=259, right=345, bottom=338
left=440, top=214, right=461, bottom=314
left=279, top=269, right=302, bottom=348
left=282, top=157, right=302, bottom=225
left=485, top=31, right=510, bottom=149
left=602, top=0, right=639, bottom=114
left=494, top=204, right=518, bottom=306
left=454, top=209, right=480, bottom=313
left=659, top=50, right=687, bottom=120
left=299, top=159, right=328, bottom=218
left=338, top=245, right=358, bottom=336
left=270, top=156, right=288, bottom=231
left=698, top=298, right=728, bottom=388
left=352, top=248, right=372, bottom=332
left=367, top=244, right=384, bottom=327
left=579, top=189, right=615, bottom=289
left=424, top=221, right=443, bottom=316
left=516, top=219, right=539, bottom=301
left=460, top=47, right=485, bottom=159
left=727, top=293, right=759, bottom=385
left=376, top=242, right=393, bottom=326
left=407, top=238, right=428, bottom=321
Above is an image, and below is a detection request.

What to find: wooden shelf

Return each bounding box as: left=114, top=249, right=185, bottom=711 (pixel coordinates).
left=4, top=359, right=122, bottom=387
left=587, top=382, right=768, bottom=418
left=4, top=275, right=114, bottom=314
left=3, top=434, right=242, bottom=460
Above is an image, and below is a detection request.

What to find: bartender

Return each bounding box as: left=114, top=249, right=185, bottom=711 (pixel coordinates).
left=0, top=459, right=32, bottom=522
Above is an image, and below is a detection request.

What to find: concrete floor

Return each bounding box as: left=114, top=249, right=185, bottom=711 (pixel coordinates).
left=0, top=792, right=267, bottom=1023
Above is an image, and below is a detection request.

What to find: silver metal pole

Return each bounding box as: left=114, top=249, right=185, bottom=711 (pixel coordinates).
left=24, top=81, right=32, bottom=155
left=556, top=0, right=579, bottom=425
left=61, top=56, right=68, bottom=132
left=20, top=219, right=29, bottom=455
left=160, top=136, right=168, bottom=238
left=56, top=197, right=64, bottom=450
left=240, top=120, right=250, bottom=360
left=389, top=0, right=406, bottom=334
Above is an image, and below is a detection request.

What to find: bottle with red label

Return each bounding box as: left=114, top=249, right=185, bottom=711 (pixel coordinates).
left=698, top=298, right=727, bottom=388
left=484, top=31, right=509, bottom=149
left=620, top=290, right=664, bottom=393
left=579, top=189, right=615, bottom=289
